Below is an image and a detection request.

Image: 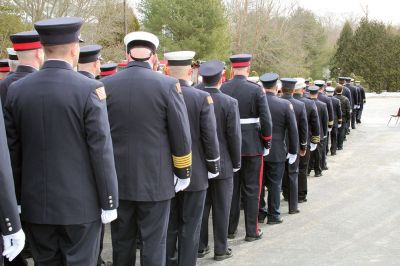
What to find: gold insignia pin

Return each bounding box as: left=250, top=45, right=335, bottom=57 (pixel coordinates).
left=96, top=87, right=107, bottom=101
left=207, top=95, right=213, bottom=105
left=175, top=83, right=182, bottom=94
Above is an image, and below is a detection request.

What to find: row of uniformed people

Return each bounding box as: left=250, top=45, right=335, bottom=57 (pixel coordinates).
left=0, top=17, right=366, bottom=266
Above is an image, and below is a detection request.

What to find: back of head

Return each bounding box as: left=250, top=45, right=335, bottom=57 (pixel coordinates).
left=335, top=85, right=343, bottom=94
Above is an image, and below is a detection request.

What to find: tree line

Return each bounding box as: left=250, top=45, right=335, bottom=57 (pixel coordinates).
left=1, top=0, right=399, bottom=92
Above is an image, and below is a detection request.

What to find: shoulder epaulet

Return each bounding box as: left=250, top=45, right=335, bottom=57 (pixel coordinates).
left=246, top=79, right=260, bottom=86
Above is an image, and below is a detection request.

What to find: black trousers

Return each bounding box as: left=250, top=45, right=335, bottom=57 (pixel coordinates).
left=337, top=123, right=346, bottom=149
left=228, top=156, right=263, bottom=237
left=262, top=161, right=285, bottom=220
left=200, top=178, right=233, bottom=255
left=25, top=220, right=102, bottom=266
left=97, top=225, right=105, bottom=266
left=330, top=127, right=338, bottom=154
left=321, top=136, right=328, bottom=168
left=298, top=148, right=311, bottom=200
left=346, top=116, right=351, bottom=133
left=309, top=141, right=323, bottom=175
left=282, top=156, right=300, bottom=212
left=356, top=104, right=364, bottom=121
left=166, top=190, right=206, bottom=266
left=351, top=109, right=356, bottom=129
left=111, top=199, right=171, bottom=266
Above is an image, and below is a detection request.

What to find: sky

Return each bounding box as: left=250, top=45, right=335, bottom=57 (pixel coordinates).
left=284, top=0, right=400, bottom=25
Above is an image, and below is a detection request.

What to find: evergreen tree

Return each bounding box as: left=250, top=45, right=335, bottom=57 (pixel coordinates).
left=139, top=0, right=230, bottom=60
left=330, top=21, right=354, bottom=77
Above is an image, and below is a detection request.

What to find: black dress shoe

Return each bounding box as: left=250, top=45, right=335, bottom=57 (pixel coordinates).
left=198, top=246, right=210, bottom=258
left=245, top=229, right=263, bottom=242
left=267, top=217, right=283, bottom=225
left=227, top=231, right=237, bottom=239
left=322, top=166, right=328, bottom=170
left=289, top=209, right=300, bottom=214
left=258, top=212, right=267, bottom=223
left=298, top=198, right=307, bottom=203
left=214, top=248, right=233, bottom=261
left=315, top=173, right=322, bottom=177
left=331, top=152, right=336, bottom=156
left=337, top=147, right=343, bottom=150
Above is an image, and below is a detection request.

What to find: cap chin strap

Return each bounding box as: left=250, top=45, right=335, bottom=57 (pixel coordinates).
left=129, top=52, right=152, bottom=62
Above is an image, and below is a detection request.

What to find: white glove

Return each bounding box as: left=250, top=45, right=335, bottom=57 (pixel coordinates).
left=310, top=143, right=317, bottom=151
left=287, top=153, right=297, bottom=164
left=353, top=105, right=357, bottom=109
left=328, top=128, right=332, bottom=133
left=263, top=148, right=270, bottom=156
left=338, top=124, right=342, bottom=128
left=233, top=168, right=240, bottom=173
left=101, top=209, right=117, bottom=224
left=17, top=205, right=21, bottom=214
left=2, top=229, right=25, bottom=262
left=174, top=175, right=190, bottom=192
left=208, top=172, right=219, bottom=179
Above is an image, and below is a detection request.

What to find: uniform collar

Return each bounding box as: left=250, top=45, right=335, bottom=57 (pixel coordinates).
left=233, top=75, right=247, bottom=80
left=78, top=70, right=95, bottom=79
left=282, top=93, right=293, bottom=99
left=293, top=93, right=302, bottom=99
left=42, top=60, right=73, bottom=71
left=178, top=79, right=192, bottom=88
left=203, top=87, right=220, bottom=94
left=265, top=91, right=275, bottom=96
left=127, top=60, right=152, bottom=70
left=16, top=65, right=37, bottom=74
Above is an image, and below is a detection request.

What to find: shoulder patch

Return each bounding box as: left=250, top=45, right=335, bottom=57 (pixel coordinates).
left=207, top=95, right=213, bottom=105
left=96, top=87, right=107, bottom=101
left=175, top=83, right=182, bottom=94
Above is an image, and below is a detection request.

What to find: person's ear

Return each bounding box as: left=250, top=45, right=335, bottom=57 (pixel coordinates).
left=188, top=67, right=193, bottom=76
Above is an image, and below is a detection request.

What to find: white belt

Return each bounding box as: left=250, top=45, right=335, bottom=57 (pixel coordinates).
left=240, top=118, right=260, bottom=124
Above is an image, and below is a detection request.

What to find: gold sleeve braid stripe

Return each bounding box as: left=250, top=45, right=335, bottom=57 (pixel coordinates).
left=311, top=136, right=320, bottom=143
left=172, top=153, right=192, bottom=168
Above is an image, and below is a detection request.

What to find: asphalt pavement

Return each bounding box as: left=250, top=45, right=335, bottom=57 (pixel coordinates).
left=29, top=96, right=400, bottom=266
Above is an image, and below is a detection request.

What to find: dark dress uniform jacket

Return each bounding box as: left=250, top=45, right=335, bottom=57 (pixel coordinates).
left=330, top=96, right=342, bottom=127
left=179, top=80, right=219, bottom=191
left=221, top=75, right=272, bottom=156
left=102, top=61, right=192, bottom=202
left=334, top=95, right=351, bottom=123
left=317, top=93, right=333, bottom=127
left=0, top=65, right=37, bottom=106
left=265, top=92, right=298, bottom=162
left=0, top=103, right=21, bottom=235
left=342, top=86, right=353, bottom=107
left=312, top=99, right=328, bottom=139
left=203, top=87, right=241, bottom=179
left=4, top=60, right=118, bottom=225
left=282, top=94, right=308, bottom=151
left=293, top=94, right=320, bottom=145
left=345, top=83, right=359, bottom=109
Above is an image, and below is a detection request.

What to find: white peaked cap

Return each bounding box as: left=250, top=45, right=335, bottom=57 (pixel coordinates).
left=314, top=80, right=325, bottom=86
left=164, top=51, right=195, bottom=61
left=294, top=77, right=306, bottom=89
left=325, top=86, right=335, bottom=92
left=124, top=31, right=159, bottom=51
